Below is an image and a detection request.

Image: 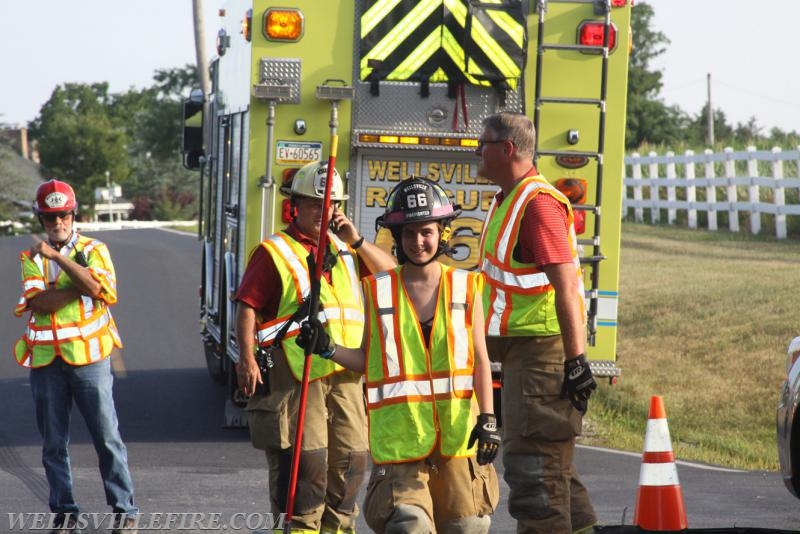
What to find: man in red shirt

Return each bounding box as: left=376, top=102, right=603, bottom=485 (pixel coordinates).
left=476, top=112, right=598, bottom=534
left=235, top=162, right=395, bottom=534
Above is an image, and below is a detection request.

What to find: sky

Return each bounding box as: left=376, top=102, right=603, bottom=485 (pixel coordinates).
left=1, top=1, right=799, bottom=135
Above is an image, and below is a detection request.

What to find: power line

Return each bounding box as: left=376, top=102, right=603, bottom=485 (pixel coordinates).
left=713, top=79, right=800, bottom=111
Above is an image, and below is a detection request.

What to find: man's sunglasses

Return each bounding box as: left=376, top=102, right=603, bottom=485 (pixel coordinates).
left=41, top=211, right=72, bottom=223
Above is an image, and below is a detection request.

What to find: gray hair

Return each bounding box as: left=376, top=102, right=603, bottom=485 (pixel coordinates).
left=482, top=112, right=535, bottom=160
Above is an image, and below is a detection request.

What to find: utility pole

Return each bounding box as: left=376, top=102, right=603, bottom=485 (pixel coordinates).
left=192, top=0, right=211, bottom=169
left=105, top=171, right=113, bottom=222
left=707, top=73, right=714, bottom=146
left=192, top=0, right=211, bottom=98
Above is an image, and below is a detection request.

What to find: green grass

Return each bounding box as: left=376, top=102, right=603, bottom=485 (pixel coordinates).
left=580, top=222, right=800, bottom=470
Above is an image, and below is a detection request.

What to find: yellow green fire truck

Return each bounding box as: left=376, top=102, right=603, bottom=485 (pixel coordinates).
left=182, top=0, right=632, bottom=425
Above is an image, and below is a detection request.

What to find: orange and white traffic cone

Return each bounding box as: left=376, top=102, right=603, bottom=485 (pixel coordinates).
left=633, top=395, right=688, bottom=531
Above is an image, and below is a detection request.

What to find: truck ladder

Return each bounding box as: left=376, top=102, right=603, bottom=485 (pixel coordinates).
left=532, top=0, right=613, bottom=346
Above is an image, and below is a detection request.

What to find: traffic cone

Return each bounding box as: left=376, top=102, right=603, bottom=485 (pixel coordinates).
left=633, top=395, right=688, bottom=531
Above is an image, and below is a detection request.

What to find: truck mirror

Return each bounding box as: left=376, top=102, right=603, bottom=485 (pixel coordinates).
left=182, top=88, right=205, bottom=170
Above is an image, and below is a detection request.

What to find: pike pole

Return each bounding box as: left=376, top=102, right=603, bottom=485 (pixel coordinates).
left=284, top=82, right=351, bottom=532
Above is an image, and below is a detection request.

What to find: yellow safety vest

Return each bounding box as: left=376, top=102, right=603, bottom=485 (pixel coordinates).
left=479, top=175, right=585, bottom=337
left=255, top=231, right=364, bottom=382
left=363, top=264, right=478, bottom=464
left=14, top=234, right=123, bottom=368
left=360, top=0, right=525, bottom=90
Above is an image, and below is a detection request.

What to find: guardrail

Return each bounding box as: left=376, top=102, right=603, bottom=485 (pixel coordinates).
left=75, top=220, right=197, bottom=232
left=623, top=146, right=800, bottom=239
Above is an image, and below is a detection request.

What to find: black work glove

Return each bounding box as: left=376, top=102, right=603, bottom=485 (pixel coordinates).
left=295, top=317, right=336, bottom=359
left=468, top=413, right=501, bottom=465
left=561, top=353, right=597, bottom=414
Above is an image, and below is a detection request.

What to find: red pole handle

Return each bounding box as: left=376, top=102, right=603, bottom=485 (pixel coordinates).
left=284, top=135, right=339, bottom=532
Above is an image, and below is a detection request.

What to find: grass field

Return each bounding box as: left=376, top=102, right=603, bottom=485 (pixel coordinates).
left=581, top=222, right=800, bottom=471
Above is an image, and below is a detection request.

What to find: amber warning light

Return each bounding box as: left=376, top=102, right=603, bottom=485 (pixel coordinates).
left=264, top=9, right=304, bottom=41
left=242, top=9, right=252, bottom=42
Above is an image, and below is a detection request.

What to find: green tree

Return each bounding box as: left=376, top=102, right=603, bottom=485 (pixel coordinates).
left=732, top=117, right=763, bottom=146
left=28, top=83, right=129, bottom=214
left=768, top=127, right=800, bottom=148
left=118, top=66, right=199, bottom=219
left=28, top=67, right=199, bottom=221
left=0, top=141, right=41, bottom=229
left=691, top=105, right=734, bottom=148
left=625, top=2, right=684, bottom=149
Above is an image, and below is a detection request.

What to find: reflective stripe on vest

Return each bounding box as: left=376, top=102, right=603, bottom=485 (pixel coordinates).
left=255, top=231, right=364, bottom=382
left=360, top=0, right=524, bottom=88
left=364, top=265, right=476, bottom=462
left=22, top=278, right=46, bottom=293
left=24, top=308, right=111, bottom=343
left=260, top=232, right=361, bottom=305
left=367, top=374, right=474, bottom=405
left=257, top=307, right=365, bottom=347
left=480, top=176, right=584, bottom=337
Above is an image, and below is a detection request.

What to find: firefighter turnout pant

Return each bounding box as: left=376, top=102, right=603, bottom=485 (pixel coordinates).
left=486, top=335, right=597, bottom=534
left=246, top=352, right=368, bottom=533
left=363, top=448, right=498, bottom=533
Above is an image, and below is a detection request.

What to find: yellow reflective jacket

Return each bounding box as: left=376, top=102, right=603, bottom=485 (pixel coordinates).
left=363, top=264, right=479, bottom=463
left=479, top=175, right=585, bottom=337
left=14, top=234, right=122, bottom=368
left=255, top=231, right=364, bottom=382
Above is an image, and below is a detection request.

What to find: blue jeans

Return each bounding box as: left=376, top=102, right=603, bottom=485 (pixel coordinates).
left=30, top=357, right=137, bottom=520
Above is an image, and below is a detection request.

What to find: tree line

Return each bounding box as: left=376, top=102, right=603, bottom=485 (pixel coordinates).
left=626, top=2, right=799, bottom=151
left=15, top=2, right=797, bottom=222
left=26, top=66, right=199, bottom=221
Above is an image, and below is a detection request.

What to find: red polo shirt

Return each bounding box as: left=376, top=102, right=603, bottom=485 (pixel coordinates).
left=494, top=172, right=573, bottom=267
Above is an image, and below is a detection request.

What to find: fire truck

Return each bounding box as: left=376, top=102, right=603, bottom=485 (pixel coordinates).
left=182, top=0, right=632, bottom=426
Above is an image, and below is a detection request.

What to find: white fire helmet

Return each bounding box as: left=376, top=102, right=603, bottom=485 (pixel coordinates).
left=285, top=161, right=349, bottom=201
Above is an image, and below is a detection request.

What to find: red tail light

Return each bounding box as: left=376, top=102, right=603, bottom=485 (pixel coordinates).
left=578, top=21, right=617, bottom=51
left=555, top=178, right=588, bottom=235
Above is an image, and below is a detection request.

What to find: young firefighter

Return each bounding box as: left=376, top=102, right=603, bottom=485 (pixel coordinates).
left=13, top=179, right=138, bottom=534
left=298, top=177, right=501, bottom=534
left=234, top=161, right=395, bottom=534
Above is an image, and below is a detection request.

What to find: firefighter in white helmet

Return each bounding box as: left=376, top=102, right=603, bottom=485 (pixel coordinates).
left=298, top=177, right=500, bottom=533
left=14, top=179, right=138, bottom=533
left=234, top=161, right=395, bottom=534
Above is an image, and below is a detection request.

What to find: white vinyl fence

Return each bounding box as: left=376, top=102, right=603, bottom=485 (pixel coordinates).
left=623, top=146, right=800, bottom=239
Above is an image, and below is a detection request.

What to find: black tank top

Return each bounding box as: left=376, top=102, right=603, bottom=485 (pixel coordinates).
left=419, top=317, right=433, bottom=348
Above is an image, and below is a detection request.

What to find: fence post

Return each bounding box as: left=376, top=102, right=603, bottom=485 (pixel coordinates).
left=649, top=151, right=660, bottom=224
left=631, top=153, right=643, bottom=222
left=747, top=146, right=760, bottom=235
left=686, top=150, right=696, bottom=229
left=724, top=147, right=739, bottom=232
left=666, top=151, right=676, bottom=224
left=704, top=149, right=717, bottom=231
left=773, top=147, right=786, bottom=239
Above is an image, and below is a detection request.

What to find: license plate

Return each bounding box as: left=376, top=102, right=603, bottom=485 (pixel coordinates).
left=275, top=141, right=323, bottom=165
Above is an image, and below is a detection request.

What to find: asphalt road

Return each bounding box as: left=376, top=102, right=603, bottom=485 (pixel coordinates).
left=0, top=229, right=798, bottom=533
